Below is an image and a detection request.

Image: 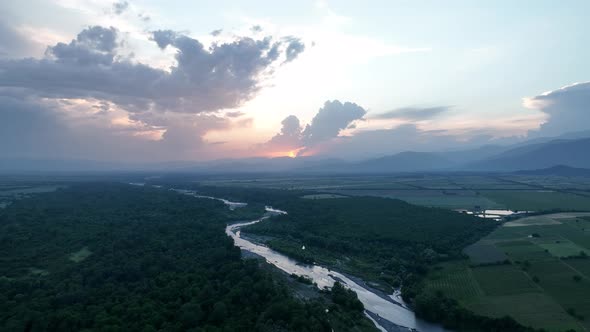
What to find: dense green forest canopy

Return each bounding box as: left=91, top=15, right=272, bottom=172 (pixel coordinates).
left=0, top=183, right=376, bottom=332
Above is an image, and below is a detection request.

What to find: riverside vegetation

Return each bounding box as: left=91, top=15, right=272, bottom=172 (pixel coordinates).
left=0, top=183, right=377, bottom=332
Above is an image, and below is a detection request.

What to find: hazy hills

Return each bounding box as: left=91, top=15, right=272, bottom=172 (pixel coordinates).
left=1, top=133, right=589, bottom=174
left=465, top=137, right=590, bottom=171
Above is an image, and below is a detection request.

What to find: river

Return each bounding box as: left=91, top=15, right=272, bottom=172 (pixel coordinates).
left=174, top=189, right=448, bottom=332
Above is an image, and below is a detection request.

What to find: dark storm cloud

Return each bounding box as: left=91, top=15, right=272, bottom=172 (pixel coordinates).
left=112, top=1, right=129, bottom=15
left=526, top=82, right=590, bottom=137
left=47, top=26, right=118, bottom=65
left=151, top=29, right=177, bottom=49
left=0, top=26, right=306, bottom=117
left=372, top=106, right=450, bottom=121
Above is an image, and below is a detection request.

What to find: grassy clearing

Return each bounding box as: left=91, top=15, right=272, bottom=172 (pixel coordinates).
left=0, top=185, right=63, bottom=197
left=425, top=261, right=483, bottom=301
left=467, top=293, right=583, bottom=332
left=566, top=258, right=590, bottom=278
left=528, top=260, right=590, bottom=329
left=69, top=247, right=92, bottom=263
left=463, top=243, right=508, bottom=264
left=29, top=267, right=49, bottom=277
left=498, top=241, right=553, bottom=261
left=505, top=215, right=563, bottom=227
left=395, top=195, right=501, bottom=209
left=302, top=194, right=348, bottom=199
left=471, top=264, right=540, bottom=296
left=536, top=240, right=587, bottom=258
left=505, top=213, right=590, bottom=227
left=328, top=189, right=502, bottom=209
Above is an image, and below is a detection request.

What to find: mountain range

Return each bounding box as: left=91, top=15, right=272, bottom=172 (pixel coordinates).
left=1, top=131, right=589, bottom=174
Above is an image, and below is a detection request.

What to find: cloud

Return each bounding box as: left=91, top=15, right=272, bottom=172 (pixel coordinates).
left=225, top=111, right=245, bottom=118
left=265, top=115, right=303, bottom=151
left=261, top=99, right=535, bottom=159
left=0, top=95, right=68, bottom=157
left=263, top=100, right=366, bottom=154
left=0, top=25, right=306, bottom=161
left=151, top=29, right=177, bottom=49
left=0, top=25, right=305, bottom=117
left=138, top=13, right=150, bottom=22
left=284, top=37, right=305, bottom=63
left=0, top=94, right=156, bottom=160
left=0, top=20, right=37, bottom=58
left=112, top=1, right=129, bottom=15
left=0, top=91, right=250, bottom=161
left=523, top=81, right=590, bottom=137
left=47, top=26, right=118, bottom=65
left=302, top=100, right=366, bottom=145
left=372, top=106, right=450, bottom=121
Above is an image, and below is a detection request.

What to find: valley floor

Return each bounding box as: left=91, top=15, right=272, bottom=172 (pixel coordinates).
left=425, top=213, right=590, bottom=331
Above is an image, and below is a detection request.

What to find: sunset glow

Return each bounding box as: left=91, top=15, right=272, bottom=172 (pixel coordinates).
left=1, top=1, right=589, bottom=162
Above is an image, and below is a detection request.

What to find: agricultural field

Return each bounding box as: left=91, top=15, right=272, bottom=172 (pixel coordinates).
left=424, top=212, right=590, bottom=331
left=0, top=182, right=64, bottom=208
left=301, top=194, right=348, bottom=199
left=481, top=190, right=590, bottom=211
left=201, top=173, right=590, bottom=211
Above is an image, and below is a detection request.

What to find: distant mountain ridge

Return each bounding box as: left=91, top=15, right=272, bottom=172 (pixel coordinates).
left=466, top=137, right=590, bottom=171
left=513, top=165, right=590, bottom=177
left=1, top=132, right=589, bottom=174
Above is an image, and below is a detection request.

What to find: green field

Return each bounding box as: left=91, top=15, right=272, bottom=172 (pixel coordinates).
left=481, top=190, right=590, bottom=211
left=199, top=174, right=590, bottom=211
left=426, top=212, right=590, bottom=331
left=463, top=243, right=508, bottom=264
left=302, top=194, right=348, bottom=199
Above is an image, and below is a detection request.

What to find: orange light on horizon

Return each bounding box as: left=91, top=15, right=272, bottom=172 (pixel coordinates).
left=265, top=147, right=307, bottom=158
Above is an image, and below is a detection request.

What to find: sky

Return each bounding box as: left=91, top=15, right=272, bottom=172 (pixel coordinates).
left=1, top=0, right=589, bottom=162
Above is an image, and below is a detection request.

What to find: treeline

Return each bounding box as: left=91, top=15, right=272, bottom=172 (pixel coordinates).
left=0, top=184, right=376, bottom=332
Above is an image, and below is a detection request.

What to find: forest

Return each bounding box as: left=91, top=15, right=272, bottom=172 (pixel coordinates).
left=0, top=183, right=376, bottom=332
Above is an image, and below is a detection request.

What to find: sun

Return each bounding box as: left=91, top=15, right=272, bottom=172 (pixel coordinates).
left=287, top=150, right=297, bottom=158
